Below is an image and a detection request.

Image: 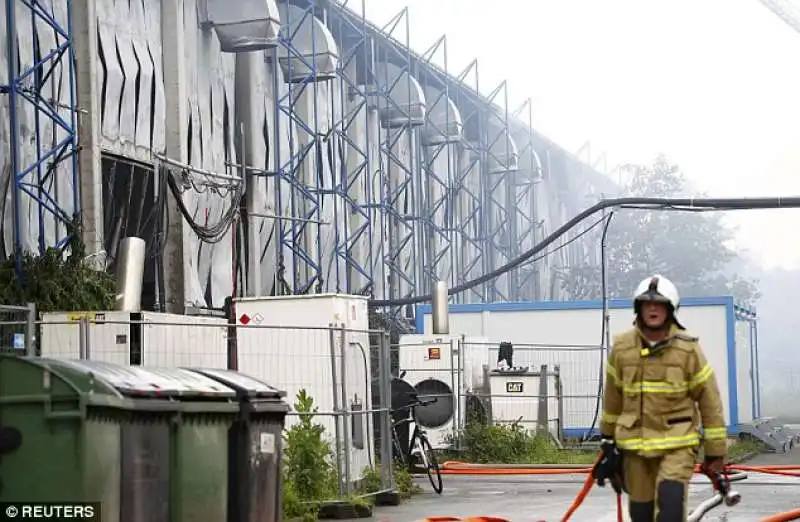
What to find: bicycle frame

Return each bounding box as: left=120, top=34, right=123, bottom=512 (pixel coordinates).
left=390, top=404, right=430, bottom=465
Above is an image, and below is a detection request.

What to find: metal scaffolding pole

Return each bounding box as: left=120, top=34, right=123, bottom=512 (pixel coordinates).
left=478, top=80, right=518, bottom=302
left=511, top=99, right=543, bottom=301
left=418, top=35, right=462, bottom=298
left=451, top=60, right=486, bottom=304
left=269, top=0, right=334, bottom=294
left=372, top=7, right=424, bottom=307
left=328, top=0, right=377, bottom=297
left=1, top=0, right=80, bottom=276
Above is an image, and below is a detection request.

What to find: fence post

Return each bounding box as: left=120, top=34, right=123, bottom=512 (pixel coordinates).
left=224, top=296, right=238, bottom=370
left=554, top=365, right=564, bottom=442
left=338, top=323, right=352, bottom=494
left=25, top=302, right=36, bottom=356
left=482, top=364, right=492, bottom=424
left=449, top=337, right=459, bottom=448
left=377, top=330, right=394, bottom=489
left=78, top=316, right=91, bottom=360
left=328, top=324, right=344, bottom=496
left=537, top=364, right=549, bottom=435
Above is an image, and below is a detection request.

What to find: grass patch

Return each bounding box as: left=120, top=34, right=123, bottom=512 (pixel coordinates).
left=359, top=463, right=422, bottom=500
left=445, top=421, right=768, bottom=467
left=706, top=438, right=767, bottom=464
left=446, top=421, right=597, bottom=465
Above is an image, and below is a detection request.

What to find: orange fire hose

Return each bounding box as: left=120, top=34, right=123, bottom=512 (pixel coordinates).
left=759, top=509, right=800, bottom=522
left=424, top=460, right=800, bottom=522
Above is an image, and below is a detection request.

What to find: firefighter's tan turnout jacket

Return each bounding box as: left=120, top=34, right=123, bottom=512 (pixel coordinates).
left=599, top=324, right=728, bottom=458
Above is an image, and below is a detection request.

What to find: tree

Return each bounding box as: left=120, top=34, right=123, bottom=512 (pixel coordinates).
left=560, top=156, right=760, bottom=306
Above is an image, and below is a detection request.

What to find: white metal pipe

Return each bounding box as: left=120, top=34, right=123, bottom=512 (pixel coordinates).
left=114, top=237, right=146, bottom=312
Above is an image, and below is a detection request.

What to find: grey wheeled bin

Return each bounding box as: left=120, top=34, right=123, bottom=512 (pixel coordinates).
left=189, top=368, right=290, bottom=522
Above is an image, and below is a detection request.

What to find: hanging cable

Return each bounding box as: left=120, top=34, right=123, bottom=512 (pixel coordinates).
left=369, top=195, right=800, bottom=307
left=163, top=163, right=244, bottom=244
left=583, top=211, right=614, bottom=441
left=517, top=213, right=611, bottom=268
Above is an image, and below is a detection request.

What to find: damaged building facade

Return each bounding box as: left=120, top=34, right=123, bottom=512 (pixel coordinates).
left=0, top=0, right=616, bottom=315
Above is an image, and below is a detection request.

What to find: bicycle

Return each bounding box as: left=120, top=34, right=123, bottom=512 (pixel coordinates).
left=687, top=469, right=745, bottom=522
left=390, top=390, right=444, bottom=495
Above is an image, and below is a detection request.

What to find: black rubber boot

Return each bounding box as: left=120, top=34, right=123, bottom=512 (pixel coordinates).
left=629, top=500, right=655, bottom=522
left=656, top=480, right=687, bottom=522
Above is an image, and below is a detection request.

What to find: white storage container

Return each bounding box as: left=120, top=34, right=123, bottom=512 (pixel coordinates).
left=39, top=311, right=229, bottom=368
left=233, top=294, right=372, bottom=483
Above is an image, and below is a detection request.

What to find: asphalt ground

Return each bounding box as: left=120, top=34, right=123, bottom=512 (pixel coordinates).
left=349, top=450, right=800, bottom=522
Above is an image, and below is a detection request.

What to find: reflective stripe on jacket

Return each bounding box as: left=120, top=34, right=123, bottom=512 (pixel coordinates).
left=599, top=325, right=728, bottom=458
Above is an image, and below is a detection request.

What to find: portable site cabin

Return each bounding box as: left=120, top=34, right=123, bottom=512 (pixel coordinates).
left=415, top=296, right=759, bottom=437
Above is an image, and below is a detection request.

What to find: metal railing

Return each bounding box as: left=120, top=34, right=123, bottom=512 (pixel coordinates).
left=0, top=303, right=36, bottom=355
left=23, top=313, right=397, bottom=498
left=11, top=306, right=606, bottom=492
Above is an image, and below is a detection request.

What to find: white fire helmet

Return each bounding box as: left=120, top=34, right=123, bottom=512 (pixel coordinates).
left=633, top=275, right=682, bottom=325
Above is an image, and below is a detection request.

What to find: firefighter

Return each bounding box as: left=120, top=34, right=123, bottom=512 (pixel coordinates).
left=591, top=275, right=728, bottom=522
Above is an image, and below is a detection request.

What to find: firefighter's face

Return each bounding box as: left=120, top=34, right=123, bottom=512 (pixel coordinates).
left=641, top=301, right=669, bottom=328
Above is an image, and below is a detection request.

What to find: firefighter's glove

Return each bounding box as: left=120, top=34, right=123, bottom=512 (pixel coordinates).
left=702, top=456, right=725, bottom=475
left=592, top=438, right=624, bottom=494
left=701, top=456, right=727, bottom=492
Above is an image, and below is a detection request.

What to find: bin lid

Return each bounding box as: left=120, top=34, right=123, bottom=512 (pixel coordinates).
left=46, top=360, right=236, bottom=399
left=140, top=368, right=238, bottom=398
left=0, top=356, right=126, bottom=406
left=187, top=368, right=286, bottom=399
left=39, top=359, right=174, bottom=397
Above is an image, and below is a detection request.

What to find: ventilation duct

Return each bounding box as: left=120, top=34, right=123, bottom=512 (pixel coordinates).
left=274, top=3, right=339, bottom=83
left=374, top=62, right=426, bottom=129
left=511, top=127, right=544, bottom=182
left=200, top=0, right=281, bottom=53
left=485, top=118, right=520, bottom=174
left=421, top=86, right=463, bottom=146
left=465, top=141, right=481, bottom=162
left=113, top=237, right=146, bottom=312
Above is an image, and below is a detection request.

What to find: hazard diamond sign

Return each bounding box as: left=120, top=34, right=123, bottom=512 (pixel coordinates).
left=239, top=313, right=251, bottom=325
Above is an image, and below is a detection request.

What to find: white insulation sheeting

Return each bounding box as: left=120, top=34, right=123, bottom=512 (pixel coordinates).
left=6, top=0, right=610, bottom=308
left=96, top=0, right=166, bottom=160
left=180, top=0, right=238, bottom=307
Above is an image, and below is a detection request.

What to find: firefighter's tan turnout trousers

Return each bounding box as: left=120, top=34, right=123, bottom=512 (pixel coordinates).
left=623, top=446, right=696, bottom=522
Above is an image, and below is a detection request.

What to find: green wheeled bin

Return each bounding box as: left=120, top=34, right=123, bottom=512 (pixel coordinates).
left=137, top=368, right=240, bottom=522
left=0, top=356, right=182, bottom=522
left=189, top=369, right=290, bottom=522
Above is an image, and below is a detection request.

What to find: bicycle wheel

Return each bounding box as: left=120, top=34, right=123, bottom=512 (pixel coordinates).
left=418, top=435, right=443, bottom=494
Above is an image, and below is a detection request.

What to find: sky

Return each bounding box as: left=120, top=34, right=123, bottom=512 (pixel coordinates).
left=362, top=0, right=800, bottom=271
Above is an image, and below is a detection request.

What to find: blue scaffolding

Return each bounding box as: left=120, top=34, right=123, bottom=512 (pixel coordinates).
left=262, top=0, right=608, bottom=311
left=1, top=0, right=80, bottom=273
left=418, top=35, right=461, bottom=298
left=448, top=60, right=487, bottom=304
left=371, top=7, right=423, bottom=305
left=510, top=99, right=543, bottom=301
left=328, top=0, right=377, bottom=297
left=270, top=1, right=333, bottom=294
